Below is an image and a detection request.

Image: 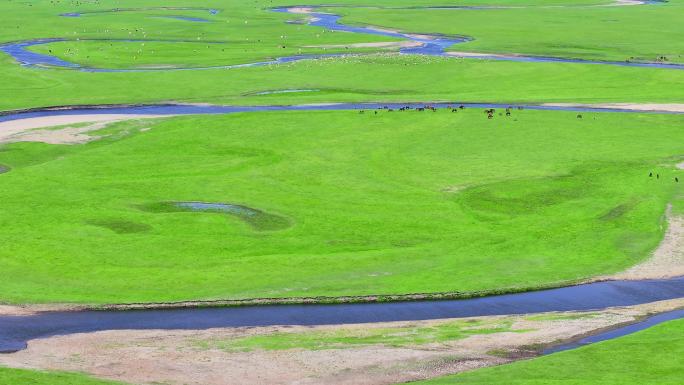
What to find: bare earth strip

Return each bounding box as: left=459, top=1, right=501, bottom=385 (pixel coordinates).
left=0, top=114, right=170, bottom=144
left=1, top=299, right=682, bottom=385
left=0, top=306, right=37, bottom=317
left=543, top=103, right=684, bottom=113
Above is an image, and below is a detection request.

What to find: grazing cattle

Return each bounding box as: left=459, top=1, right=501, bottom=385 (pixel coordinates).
left=657, top=174, right=660, bottom=179
left=359, top=110, right=365, bottom=114
left=577, top=114, right=583, bottom=119
left=459, top=105, right=465, bottom=109
left=649, top=172, right=653, bottom=177
left=676, top=177, right=680, bottom=183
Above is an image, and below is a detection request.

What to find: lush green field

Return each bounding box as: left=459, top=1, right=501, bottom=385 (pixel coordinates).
left=334, top=0, right=684, bottom=63
left=27, top=39, right=396, bottom=70
left=0, top=109, right=681, bottom=303
left=0, top=367, right=125, bottom=385
left=1, top=0, right=683, bottom=383
left=416, top=318, right=684, bottom=385
left=1, top=0, right=684, bottom=111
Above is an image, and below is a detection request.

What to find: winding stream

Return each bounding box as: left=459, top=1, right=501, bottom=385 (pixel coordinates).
left=544, top=308, right=684, bottom=354
left=1, top=277, right=684, bottom=353
left=1, top=2, right=682, bottom=71
left=1, top=101, right=683, bottom=127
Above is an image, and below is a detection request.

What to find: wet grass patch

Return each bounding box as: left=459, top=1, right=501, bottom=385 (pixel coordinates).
left=140, top=201, right=291, bottom=231
left=525, top=312, right=600, bottom=321
left=197, top=319, right=523, bottom=352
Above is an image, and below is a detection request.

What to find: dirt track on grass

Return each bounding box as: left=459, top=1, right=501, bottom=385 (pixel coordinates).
left=543, top=103, right=684, bottom=113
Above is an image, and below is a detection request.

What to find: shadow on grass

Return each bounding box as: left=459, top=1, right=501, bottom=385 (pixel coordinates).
left=86, top=219, right=153, bottom=234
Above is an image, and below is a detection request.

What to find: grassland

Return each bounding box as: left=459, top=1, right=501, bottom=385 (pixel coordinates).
left=333, top=0, right=684, bottom=63
left=26, top=39, right=399, bottom=70
left=416, top=318, right=684, bottom=385
left=0, top=110, right=681, bottom=304
left=1, top=0, right=683, bottom=383
left=1, top=0, right=684, bottom=111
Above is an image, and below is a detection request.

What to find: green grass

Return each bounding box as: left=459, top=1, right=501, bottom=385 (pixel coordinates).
left=331, top=0, right=684, bottom=63
left=414, top=318, right=684, bottom=385
left=1, top=0, right=684, bottom=111
left=196, top=319, right=523, bottom=352
left=0, top=109, right=681, bottom=304
left=27, top=34, right=401, bottom=70
left=0, top=367, right=126, bottom=385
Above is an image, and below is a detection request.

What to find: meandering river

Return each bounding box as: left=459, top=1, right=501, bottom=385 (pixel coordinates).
left=0, top=2, right=681, bottom=71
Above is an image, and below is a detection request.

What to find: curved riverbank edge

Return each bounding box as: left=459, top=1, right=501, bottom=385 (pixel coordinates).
left=0, top=278, right=589, bottom=314
left=2, top=101, right=684, bottom=121
left=1, top=275, right=682, bottom=315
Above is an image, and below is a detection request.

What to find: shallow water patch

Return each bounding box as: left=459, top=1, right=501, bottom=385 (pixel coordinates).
left=141, top=201, right=291, bottom=231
